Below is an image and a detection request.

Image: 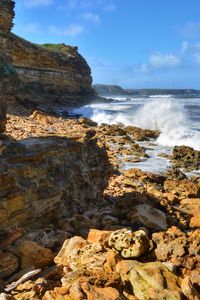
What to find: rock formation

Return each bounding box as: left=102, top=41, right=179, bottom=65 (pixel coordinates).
left=0, top=0, right=95, bottom=114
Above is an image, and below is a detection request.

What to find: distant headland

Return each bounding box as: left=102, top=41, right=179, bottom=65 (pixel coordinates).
left=93, top=84, right=200, bottom=98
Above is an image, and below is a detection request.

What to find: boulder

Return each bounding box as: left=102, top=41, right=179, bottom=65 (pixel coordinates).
left=152, top=227, right=200, bottom=270
left=171, top=145, right=200, bottom=171
left=117, top=260, right=183, bottom=300
left=21, top=241, right=53, bottom=268
left=127, top=204, right=168, bottom=230
left=109, top=228, right=150, bottom=258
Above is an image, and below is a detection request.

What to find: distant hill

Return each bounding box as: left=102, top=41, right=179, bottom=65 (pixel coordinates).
left=93, top=84, right=200, bottom=98
left=93, top=84, right=126, bottom=96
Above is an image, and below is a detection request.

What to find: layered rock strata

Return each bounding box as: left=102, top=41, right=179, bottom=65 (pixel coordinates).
left=0, top=0, right=95, bottom=114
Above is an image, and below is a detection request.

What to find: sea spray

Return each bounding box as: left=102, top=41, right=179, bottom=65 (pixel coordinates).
left=72, top=97, right=200, bottom=150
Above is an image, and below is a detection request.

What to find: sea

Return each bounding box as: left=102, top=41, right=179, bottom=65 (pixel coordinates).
left=69, top=95, right=200, bottom=175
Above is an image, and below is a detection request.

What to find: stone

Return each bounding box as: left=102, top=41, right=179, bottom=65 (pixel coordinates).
left=125, top=126, right=160, bottom=141
left=87, top=229, right=112, bottom=245
left=21, top=241, right=53, bottom=268
left=164, top=179, right=200, bottom=198
left=171, top=145, right=200, bottom=171
left=109, top=228, right=150, bottom=258
left=117, top=260, right=183, bottom=300
left=54, top=237, right=87, bottom=267
left=152, top=227, right=200, bottom=270
left=181, top=275, right=200, bottom=300
left=0, top=251, right=19, bottom=278
left=127, top=204, right=168, bottom=230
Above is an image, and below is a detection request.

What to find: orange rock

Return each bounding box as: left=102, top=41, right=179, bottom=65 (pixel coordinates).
left=87, top=229, right=112, bottom=245
left=21, top=241, right=53, bottom=268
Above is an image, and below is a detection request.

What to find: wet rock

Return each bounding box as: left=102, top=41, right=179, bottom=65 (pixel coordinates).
left=109, top=228, right=150, bottom=258
left=171, top=145, right=200, bottom=171
left=0, top=251, right=19, bottom=279
left=165, top=167, right=187, bottom=180
left=117, top=260, right=183, bottom=300
left=125, top=126, right=160, bottom=141
left=21, top=241, right=53, bottom=268
left=127, top=204, right=168, bottom=230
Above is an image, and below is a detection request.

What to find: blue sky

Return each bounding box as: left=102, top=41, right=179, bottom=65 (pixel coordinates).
left=13, top=0, right=200, bottom=89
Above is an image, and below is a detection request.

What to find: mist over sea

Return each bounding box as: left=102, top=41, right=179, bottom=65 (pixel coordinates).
left=71, top=95, right=200, bottom=174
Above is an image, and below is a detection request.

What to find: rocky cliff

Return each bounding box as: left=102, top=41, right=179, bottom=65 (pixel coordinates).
left=0, top=0, right=95, bottom=114
left=0, top=114, right=112, bottom=232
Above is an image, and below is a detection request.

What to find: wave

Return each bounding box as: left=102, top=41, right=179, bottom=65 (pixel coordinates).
left=132, top=99, right=200, bottom=150
left=149, top=95, right=172, bottom=98
left=71, top=98, right=200, bottom=150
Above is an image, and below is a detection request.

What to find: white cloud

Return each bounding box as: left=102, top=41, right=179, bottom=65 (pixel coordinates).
left=81, top=12, right=100, bottom=23
left=49, top=24, right=84, bottom=36
left=24, top=0, right=54, bottom=7
left=181, top=22, right=200, bottom=38
left=149, top=53, right=180, bottom=68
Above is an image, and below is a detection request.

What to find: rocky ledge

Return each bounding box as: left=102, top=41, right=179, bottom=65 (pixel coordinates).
left=0, top=112, right=199, bottom=299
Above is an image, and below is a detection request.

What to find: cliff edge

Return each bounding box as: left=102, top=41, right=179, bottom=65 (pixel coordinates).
left=0, top=0, right=95, bottom=115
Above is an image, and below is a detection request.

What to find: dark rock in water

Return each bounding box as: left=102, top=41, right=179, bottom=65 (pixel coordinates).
left=171, top=145, right=200, bottom=172
left=165, top=167, right=187, bottom=180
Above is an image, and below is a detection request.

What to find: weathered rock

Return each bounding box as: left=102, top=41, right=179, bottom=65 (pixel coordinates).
left=127, top=204, right=168, bottom=230
left=0, top=54, right=17, bottom=134
left=54, top=236, right=87, bottom=267
left=181, top=275, right=200, bottom=300
left=125, top=126, right=160, bottom=141
left=21, top=241, right=53, bottom=268
left=0, top=132, right=112, bottom=231
left=171, top=145, right=200, bottom=171
left=152, top=227, right=200, bottom=270
left=164, top=179, right=200, bottom=198
left=0, top=251, right=19, bottom=278
left=0, top=0, right=15, bottom=33
left=0, top=1, right=95, bottom=113
left=117, top=260, right=183, bottom=300
left=109, top=228, right=150, bottom=258
left=87, top=229, right=112, bottom=245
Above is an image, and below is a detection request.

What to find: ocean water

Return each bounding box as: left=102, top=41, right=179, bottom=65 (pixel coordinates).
left=70, top=95, right=200, bottom=174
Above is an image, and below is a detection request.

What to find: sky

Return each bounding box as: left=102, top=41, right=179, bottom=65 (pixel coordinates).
left=13, top=0, right=200, bottom=89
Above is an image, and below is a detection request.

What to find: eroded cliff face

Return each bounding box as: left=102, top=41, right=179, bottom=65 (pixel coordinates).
left=0, top=119, right=112, bottom=232
left=0, top=0, right=95, bottom=113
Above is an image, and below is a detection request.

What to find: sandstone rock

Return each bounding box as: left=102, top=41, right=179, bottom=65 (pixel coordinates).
left=67, top=243, right=107, bottom=272
left=171, top=145, right=200, bottom=171
left=109, top=228, right=150, bottom=258
left=181, top=275, right=200, bottom=300
left=87, top=229, right=112, bottom=245
left=117, top=260, right=183, bottom=300
left=152, top=227, right=200, bottom=270
left=127, top=204, right=168, bottom=230
left=125, top=126, right=160, bottom=141
left=54, top=237, right=87, bottom=267
left=21, top=241, right=53, bottom=268
left=164, top=179, right=200, bottom=198
left=0, top=251, right=19, bottom=278
left=0, top=0, right=15, bottom=33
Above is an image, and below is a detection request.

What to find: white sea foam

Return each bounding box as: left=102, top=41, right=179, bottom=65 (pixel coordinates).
left=72, top=98, right=200, bottom=150
left=132, top=99, right=200, bottom=150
